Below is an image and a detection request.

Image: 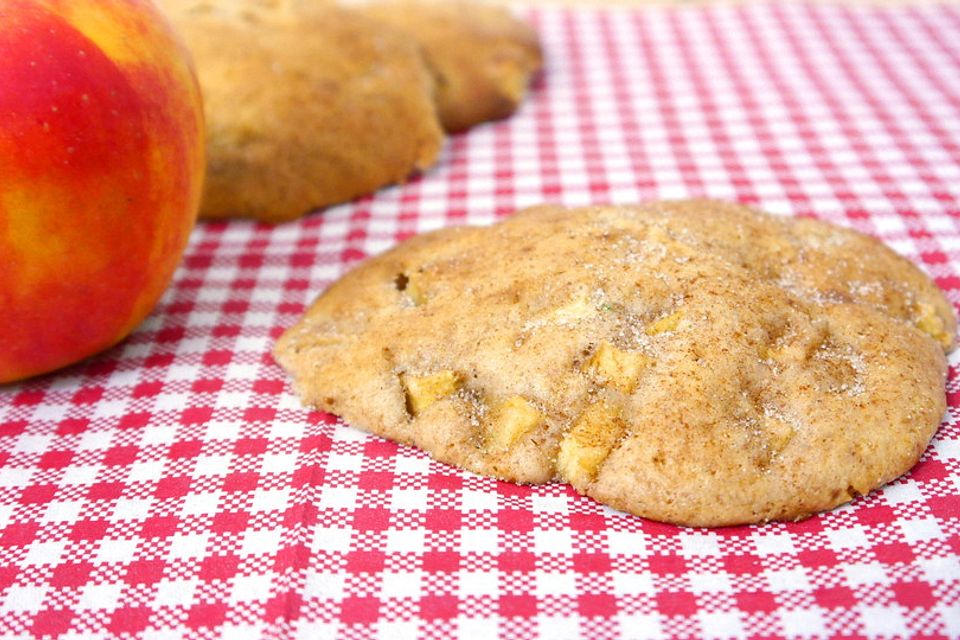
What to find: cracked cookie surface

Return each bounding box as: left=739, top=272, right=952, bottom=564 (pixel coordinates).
left=275, top=200, right=956, bottom=526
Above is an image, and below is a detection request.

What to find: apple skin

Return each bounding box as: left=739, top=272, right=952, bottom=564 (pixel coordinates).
left=0, top=0, right=204, bottom=383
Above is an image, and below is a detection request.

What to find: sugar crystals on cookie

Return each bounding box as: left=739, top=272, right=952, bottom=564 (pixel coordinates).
left=275, top=201, right=956, bottom=526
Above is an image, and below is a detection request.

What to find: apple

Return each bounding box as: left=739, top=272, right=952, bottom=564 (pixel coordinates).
left=0, top=0, right=204, bottom=383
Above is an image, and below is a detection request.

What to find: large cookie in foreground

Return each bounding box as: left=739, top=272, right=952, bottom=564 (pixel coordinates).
left=159, top=1, right=444, bottom=223
left=275, top=201, right=956, bottom=526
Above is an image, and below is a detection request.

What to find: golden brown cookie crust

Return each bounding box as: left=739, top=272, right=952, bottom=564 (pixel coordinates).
left=275, top=201, right=956, bottom=526
left=159, top=1, right=444, bottom=223
left=357, top=0, right=544, bottom=132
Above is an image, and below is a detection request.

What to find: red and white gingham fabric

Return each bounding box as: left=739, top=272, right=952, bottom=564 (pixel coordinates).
left=2, top=3, right=960, bottom=638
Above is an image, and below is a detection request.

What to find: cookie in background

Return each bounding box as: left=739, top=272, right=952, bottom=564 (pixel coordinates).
left=158, top=0, right=444, bottom=223
left=157, top=0, right=543, bottom=223
left=354, top=0, right=544, bottom=132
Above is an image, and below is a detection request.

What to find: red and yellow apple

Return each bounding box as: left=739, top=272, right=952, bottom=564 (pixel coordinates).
left=0, top=0, right=204, bottom=383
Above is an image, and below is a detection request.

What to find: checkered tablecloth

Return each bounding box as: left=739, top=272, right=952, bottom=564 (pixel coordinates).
left=3, top=3, right=960, bottom=639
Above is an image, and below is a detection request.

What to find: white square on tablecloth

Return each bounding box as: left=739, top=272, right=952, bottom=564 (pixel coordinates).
left=303, top=571, right=344, bottom=600
left=611, top=572, right=655, bottom=595
left=825, top=525, right=869, bottom=550
left=615, top=613, right=662, bottom=639
left=872, top=215, right=907, bottom=234
left=13, top=434, right=52, bottom=454
left=936, top=437, right=960, bottom=460
left=460, top=489, right=498, bottom=512
left=294, top=621, right=339, bottom=640
left=153, top=579, right=198, bottom=608
left=214, top=391, right=250, bottom=410
left=318, top=486, right=357, bottom=510
left=162, top=364, right=200, bottom=384
left=0, top=467, right=33, bottom=488
left=689, top=572, right=732, bottom=594
left=536, top=615, right=581, bottom=640
left=225, top=362, right=260, bottom=382
left=899, top=517, right=944, bottom=544
left=168, top=532, right=208, bottom=559
left=940, top=604, right=960, bottom=638
left=605, top=531, right=647, bottom=556
left=78, top=582, right=122, bottom=611
left=458, top=529, right=499, bottom=554
left=842, top=562, right=887, bottom=586
left=380, top=571, right=422, bottom=599
left=111, top=498, right=152, bottom=521
left=394, top=455, right=430, bottom=475
left=29, top=403, right=74, bottom=421
left=90, top=400, right=129, bottom=421
left=95, top=539, right=137, bottom=564
left=534, top=529, right=572, bottom=555
left=531, top=495, right=568, bottom=514
left=325, top=453, right=363, bottom=474
left=458, top=570, right=499, bottom=597
left=216, top=623, right=265, bottom=640
left=230, top=574, right=274, bottom=603
left=241, top=528, right=283, bottom=555
left=269, top=420, right=302, bottom=440
left=3, top=585, right=47, bottom=613
left=143, top=627, right=194, bottom=640
left=780, top=608, right=826, bottom=638
left=535, top=571, right=578, bottom=597
left=78, top=429, right=114, bottom=450
left=859, top=605, right=908, bottom=637
left=882, top=480, right=923, bottom=504
left=920, top=556, right=960, bottom=583
left=140, top=426, right=178, bottom=447
left=181, top=491, right=223, bottom=516
left=260, top=452, right=298, bottom=474
left=128, top=460, right=166, bottom=482
left=698, top=611, right=743, bottom=639
left=752, top=532, right=796, bottom=556
left=23, top=540, right=66, bottom=567
left=389, top=488, right=428, bottom=511
left=764, top=568, right=811, bottom=593
left=41, top=500, right=83, bottom=523
left=251, top=488, right=290, bottom=513
left=60, top=465, right=98, bottom=486
left=385, top=528, right=424, bottom=554
left=926, top=216, right=956, bottom=232
left=455, top=616, right=499, bottom=640
left=680, top=532, right=720, bottom=557
left=375, top=621, right=419, bottom=640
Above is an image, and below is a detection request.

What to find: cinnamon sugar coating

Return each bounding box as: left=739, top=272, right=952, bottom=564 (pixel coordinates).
left=276, top=201, right=955, bottom=526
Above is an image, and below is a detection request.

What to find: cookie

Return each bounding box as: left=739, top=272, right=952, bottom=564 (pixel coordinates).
left=158, top=1, right=444, bottom=222
left=274, top=201, right=956, bottom=526
left=357, top=0, right=543, bottom=132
